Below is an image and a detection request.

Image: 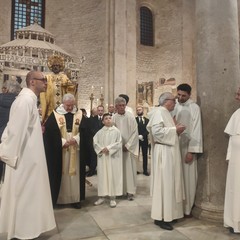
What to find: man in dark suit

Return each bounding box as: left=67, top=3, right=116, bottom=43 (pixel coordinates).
left=107, top=104, right=115, bottom=116
left=0, top=81, right=21, bottom=181
left=87, top=105, right=104, bottom=176
left=136, top=106, right=149, bottom=176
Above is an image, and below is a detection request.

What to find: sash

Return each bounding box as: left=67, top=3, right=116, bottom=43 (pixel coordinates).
left=53, top=110, right=82, bottom=176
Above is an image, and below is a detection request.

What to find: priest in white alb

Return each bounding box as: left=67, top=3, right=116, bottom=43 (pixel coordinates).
left=112, top=97, right=139, bottom=201
left=147, top=92, right=185, bottom=231
left=173, top=83, right=203, bottom=217
left=224, top=87, right=240, bottom=234
left=0, top=71, right=56, bottom=240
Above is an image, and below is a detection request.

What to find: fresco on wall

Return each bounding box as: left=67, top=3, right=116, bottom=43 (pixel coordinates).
left=153, top=77, right=176, bottom=107
left=137, top=78, right=177, bottom=114
left=137, top=81, right=153, bottom=106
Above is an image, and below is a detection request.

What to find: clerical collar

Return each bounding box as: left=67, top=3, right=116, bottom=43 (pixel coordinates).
left=178, top=98, right=191, bottom=106
left=117, top=111, right=126, bottom=116
left=56, top=104, right=77, bottom=114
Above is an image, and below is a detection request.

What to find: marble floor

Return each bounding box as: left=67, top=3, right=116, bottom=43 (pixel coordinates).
left=1, top=161, right=240, bottom=240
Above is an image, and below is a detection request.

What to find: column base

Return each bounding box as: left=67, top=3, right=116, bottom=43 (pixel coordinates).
left=192, top=205, right=223, bottom=223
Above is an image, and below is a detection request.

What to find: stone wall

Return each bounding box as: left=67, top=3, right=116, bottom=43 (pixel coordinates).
left=46, top=0, right=107, bottom=113
left=0, top=0, right=11, bottom=89
left=136, top=0, right=183, bottom=106
left=0, top=0, right=11, bottom=45
left=0, top=0, right=194, bottom=112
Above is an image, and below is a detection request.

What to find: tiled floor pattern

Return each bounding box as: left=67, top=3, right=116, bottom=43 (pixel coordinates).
left=1, top=160, right=240, bottom=240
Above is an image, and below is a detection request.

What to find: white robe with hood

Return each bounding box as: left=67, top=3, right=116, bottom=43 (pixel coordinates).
left=93, top=126, right=123, bottom=196
left=224, top=108, right=240, bottom=233
left=112, top=111, right=139, bottom=195
left=147, top=106, right=184, bottom=222
left=173, top=99, right=203, bottom=215
left=0, top=88, right=56, bottom=240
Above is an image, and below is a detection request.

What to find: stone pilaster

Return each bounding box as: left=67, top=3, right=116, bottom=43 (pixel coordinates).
left=193, top=0, right=240, bottom=222
left=105, top=0, right=115, bottom=105
left=182, top=0, right=196, bottom=99
left=106, top=0, right=137, bottom=108
left=126, top=0, right=137, bottom=111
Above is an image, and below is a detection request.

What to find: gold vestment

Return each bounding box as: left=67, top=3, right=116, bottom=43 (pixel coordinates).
left=40, top=73, right=77, bottom=122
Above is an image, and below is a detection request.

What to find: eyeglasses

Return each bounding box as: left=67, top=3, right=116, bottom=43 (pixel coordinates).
left=33, top=77, right=47, bottom=83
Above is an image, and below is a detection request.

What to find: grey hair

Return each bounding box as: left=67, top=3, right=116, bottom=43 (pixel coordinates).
left=62, top=93, right=75, bottom=102
left=2, top=80, right=21, bottom=94
left=115, top=97, right=126, bottom=105
left=158, top=92, right=174, bottom=106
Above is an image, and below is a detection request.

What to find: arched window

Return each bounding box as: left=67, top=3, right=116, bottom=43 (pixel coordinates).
left=11, top=0, right=45, bottom=39
left=140, top=6, right=154, bottom=46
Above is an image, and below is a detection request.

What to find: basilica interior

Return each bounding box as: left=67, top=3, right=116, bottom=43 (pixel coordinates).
left=1, top=0, right=240, bottom=239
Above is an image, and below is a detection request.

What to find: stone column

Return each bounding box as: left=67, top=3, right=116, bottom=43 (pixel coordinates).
left=193, top=0, right=240, bottom=222
left=113, top=0, right=127, bottom=99
left=105, top=0, right=137, bottom=108
left=182, top=0, right=196, bottom=99
left=126, top=0, right=137, bottom=111
left=105, top=0, right=115, bottom=105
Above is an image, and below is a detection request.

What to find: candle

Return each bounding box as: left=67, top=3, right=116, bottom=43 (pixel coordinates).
left=100, top=86, right=103, bottom=94
left=106, top=103, right=108, bottom=109
left=96, top=98, right=99, bottom=106
left=91, top=85, right=94, bottom=93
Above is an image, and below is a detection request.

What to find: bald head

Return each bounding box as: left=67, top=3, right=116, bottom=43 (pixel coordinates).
left=26, top=71, right=37, bottom=87
left=25, top=71, right=47, bottom=96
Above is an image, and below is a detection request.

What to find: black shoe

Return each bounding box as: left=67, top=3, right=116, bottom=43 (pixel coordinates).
left=170, top=219, right=178, bottom=224
left=71, top=202, right=81, bottom=209
left=86, top=172, right=93, bottom=177
left=86, top=170, right=97, bottom=177
left=154, top=220, right=173, bottom=230
left=229, top=227, right=240, bottom=234
left=143, top=172, right=150, bottom=176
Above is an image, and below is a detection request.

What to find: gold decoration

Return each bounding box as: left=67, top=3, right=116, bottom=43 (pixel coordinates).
left=47, top=55, right=65, bottom=72
left=75, top=118, right=80, bottom=125
left=58, top=117, right=65, bottom=126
